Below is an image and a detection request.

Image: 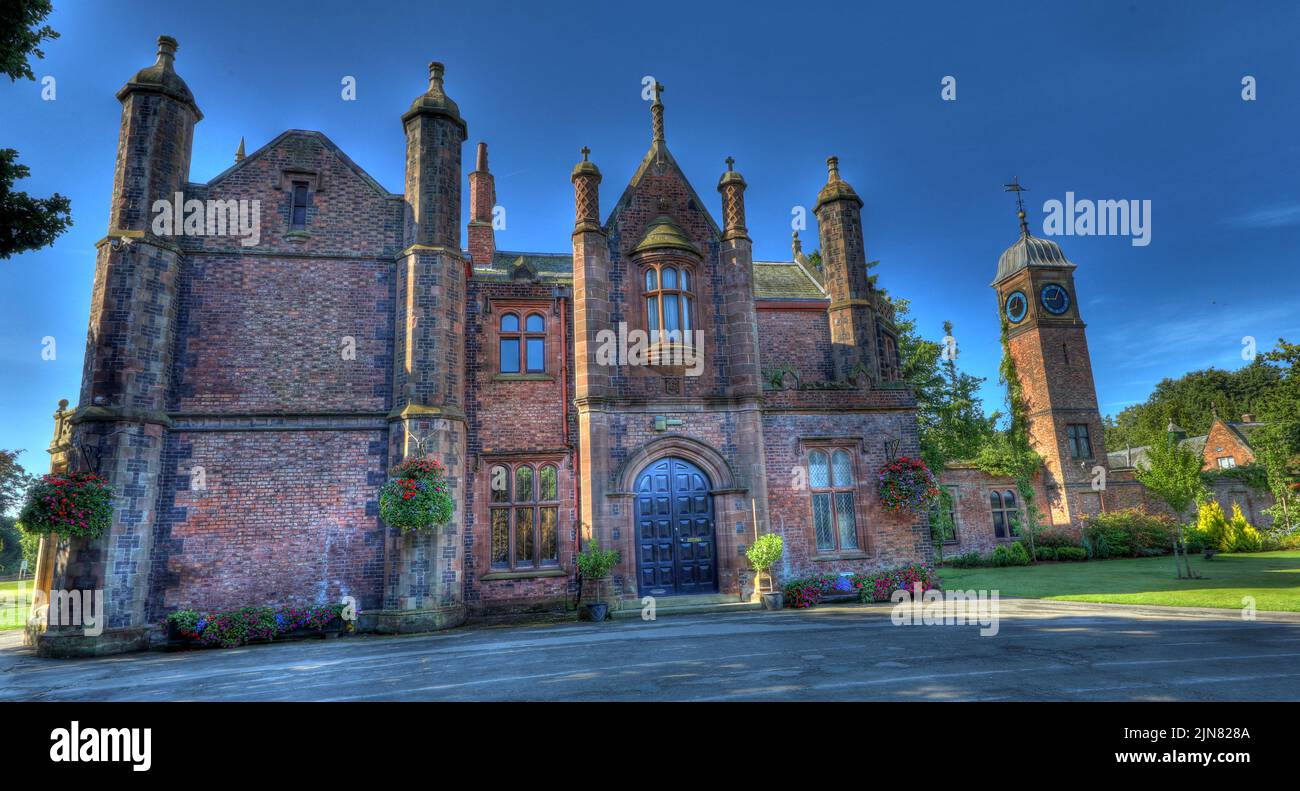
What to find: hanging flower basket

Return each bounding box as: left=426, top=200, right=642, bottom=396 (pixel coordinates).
left=17, top=471, right=114, bottom=540
left=378, top=458, right=454, bottom=532
left=876, top=456, right=939, bottom=515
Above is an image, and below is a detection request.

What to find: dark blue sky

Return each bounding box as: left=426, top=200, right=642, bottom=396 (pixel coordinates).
left=3, top=0, right=1299, bottom=469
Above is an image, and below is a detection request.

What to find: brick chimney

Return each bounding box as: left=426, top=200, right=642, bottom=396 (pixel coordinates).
left=467, top=141, right=495, bottom=268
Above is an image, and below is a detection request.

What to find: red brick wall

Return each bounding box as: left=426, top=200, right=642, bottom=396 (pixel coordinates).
left=150, top=429, right=388, bottom=618
left=763, top=409, right=932, bottom=581
left=1202, top=421, right=1256, bottom=470
left=757, top=307, right=834, bottom=384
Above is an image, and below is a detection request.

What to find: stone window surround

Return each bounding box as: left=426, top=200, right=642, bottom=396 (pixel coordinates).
left=483, top=456, right=564, bottom=575
left=988, top=488, right=1023, bottom=541
left=797, top=437, right=873, bottom=560
left=631, top=250, right=705, bottom=374
left=487, top=297, right=556, bottom=381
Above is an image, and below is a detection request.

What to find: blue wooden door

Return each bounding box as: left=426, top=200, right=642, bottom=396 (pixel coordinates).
left=635, top=457, right=716, bottom=596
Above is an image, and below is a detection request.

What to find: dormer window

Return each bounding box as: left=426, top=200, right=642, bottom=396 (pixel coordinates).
left=290, top=181, right=310, bottom=230
left=644, top=264, right=693, bottom=342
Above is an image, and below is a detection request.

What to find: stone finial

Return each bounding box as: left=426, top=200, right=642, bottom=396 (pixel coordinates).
left=651, top=81, right=666, bottom=144
left=826, top=156, right=839, bottom=179
left=235, top=136, right=245, bottom=163
left=428, top=61, right=445, bottom=92
left=156, top=35, right=178, bottom=70
left=572, top=146, right=602, bottom=233
left=717, top=156, right=748, bottom=241
left=792, top=230, right=802, bottom=256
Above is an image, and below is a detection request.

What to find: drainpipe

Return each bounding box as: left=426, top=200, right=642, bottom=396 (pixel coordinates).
left=555, top=285, right=580, bottom=608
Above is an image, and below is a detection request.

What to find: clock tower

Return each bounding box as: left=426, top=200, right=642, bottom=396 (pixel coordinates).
left=992, top=188, right=1108, bottom=529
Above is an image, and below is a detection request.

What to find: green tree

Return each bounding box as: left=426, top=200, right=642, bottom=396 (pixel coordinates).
left=0, top=449, right=34, bottom=516
left=0, top=1, right=71, bottom=259
left=1134, top=436, right=1207, bottom=578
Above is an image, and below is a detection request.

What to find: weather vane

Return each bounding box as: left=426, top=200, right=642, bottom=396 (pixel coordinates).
left=1003, top=177, right=1030, bottom=235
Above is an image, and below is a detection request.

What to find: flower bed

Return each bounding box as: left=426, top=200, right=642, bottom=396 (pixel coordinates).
left=876, top=457, right=939, bottom=514
left=851, top=563, right=942, bottom=603
left=166, top=603, right=350, bottom=649
left=783, top=565, right=941, bottom=608
left=17, top=471, right=114, bottom=539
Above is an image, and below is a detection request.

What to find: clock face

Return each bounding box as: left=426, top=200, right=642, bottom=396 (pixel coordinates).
left=1004, top=291, right=1028, bottom=323
left=1040, top=283, right=1071, bottom=315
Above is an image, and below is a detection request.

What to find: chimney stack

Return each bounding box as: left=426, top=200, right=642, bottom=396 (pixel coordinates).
left=467, top=141, right=495, bottom=268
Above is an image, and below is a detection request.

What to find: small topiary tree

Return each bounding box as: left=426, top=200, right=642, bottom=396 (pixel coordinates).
left=576, top=540, right=621, bottom=606
left=745, top=532, right=784, bottom=594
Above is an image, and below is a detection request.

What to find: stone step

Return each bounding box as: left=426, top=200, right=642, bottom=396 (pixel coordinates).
left=609, top=597, right=764, bottom=620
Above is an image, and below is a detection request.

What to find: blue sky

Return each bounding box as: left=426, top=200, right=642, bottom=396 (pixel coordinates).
left=2, top=0, right=1299, bottom=472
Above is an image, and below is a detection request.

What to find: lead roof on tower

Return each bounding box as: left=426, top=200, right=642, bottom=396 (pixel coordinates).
left=633, top=214, right=701, bottom=255
left=992, top=178, right=1075, bottom=285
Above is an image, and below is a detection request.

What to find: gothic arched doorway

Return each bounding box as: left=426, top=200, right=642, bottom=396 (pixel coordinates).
left=634, top=457, right=717, bottom=596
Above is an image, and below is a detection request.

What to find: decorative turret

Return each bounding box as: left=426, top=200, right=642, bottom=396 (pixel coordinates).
left=401, top=61, right=467, bottom=249
left=467, top=141, right=495, bottom=267
left=717, top=156, right=748, bottom=242
left=814, top=156, right=880, bottom=382
left=108, top=35, right=201, bottom=234
left=571, top=146, right=602, bottom=234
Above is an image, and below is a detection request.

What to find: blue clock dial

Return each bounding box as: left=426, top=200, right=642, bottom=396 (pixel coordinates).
left=1040, top=283, right=1070, bottom=315
left=1004, top=291, right=1028, bottom=323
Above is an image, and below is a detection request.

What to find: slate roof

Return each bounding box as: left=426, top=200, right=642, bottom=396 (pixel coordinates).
left=1108, top=434, right=1208, bottom=470
left=472, top=250, right=830, bottom=301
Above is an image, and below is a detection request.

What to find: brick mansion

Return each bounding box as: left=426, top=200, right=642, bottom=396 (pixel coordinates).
left=25, top=37, right=1271, bottom=656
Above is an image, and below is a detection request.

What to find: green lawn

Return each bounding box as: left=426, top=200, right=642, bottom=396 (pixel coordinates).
left=0, top=579, right=33, bottom=632
left=939, top=550, right=1300, bottom=613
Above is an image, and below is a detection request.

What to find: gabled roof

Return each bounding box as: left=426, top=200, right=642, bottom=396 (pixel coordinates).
left=1107, top=434, right=1209, bottom=470
left=606, top=141, right=723, bottom=238
left=471, top=249, right=830, bottom=301
left=205, top=130, right=399, bottom=199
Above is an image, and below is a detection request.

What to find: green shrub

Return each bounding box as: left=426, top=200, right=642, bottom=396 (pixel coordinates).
left=990, top=545, right=1013, bottom=566
left=1056, top=546, right=1087, bottom=561
left=1036, top=546, right=1057, bottom=561
left=945, top=551, right=987, bottom=568
left=1035, top=527, right=1081, bottom=549
left=1008, top=541, right=1031, bottom=565
left=746, top=533, right=783, bottom=576
left=1081, top=508, right=1177, bottom=558
left=1195, top=500, right=1229, bottom=552
left=1227, top=504, right=1262, bottom=552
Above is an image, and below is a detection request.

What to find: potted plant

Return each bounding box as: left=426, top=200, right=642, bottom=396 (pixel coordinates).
left=576, top=540, right=620, bottom=622
left=17, top=471, right=114, bottom=540
left=746, top=532, right=784, bottom=609
left=378, top=458, right=454, bottom=532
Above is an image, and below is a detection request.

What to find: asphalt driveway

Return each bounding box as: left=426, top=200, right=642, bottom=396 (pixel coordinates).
left=2, top=599, right=1299, bottom=701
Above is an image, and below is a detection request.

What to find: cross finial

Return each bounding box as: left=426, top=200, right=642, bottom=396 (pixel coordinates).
left=725, top=156, right=735, bottom=171
left=581, top=146, right=590, bottom=161
left=652, top=81, right=665, bottom=104
left=1003, top=177, right=1030, bottom=236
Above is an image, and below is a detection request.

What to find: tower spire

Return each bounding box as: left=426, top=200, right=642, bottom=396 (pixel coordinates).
left=1003, top=177, right=1030, bottom=237
left=234, top=136, right=245, bottom=163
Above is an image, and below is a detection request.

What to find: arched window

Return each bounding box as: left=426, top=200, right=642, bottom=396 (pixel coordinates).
left=990, top=489, right=1021, bottom=539
left=644, top=264, right=694, bottom=342
left=499, top=312, right=546, bottom=373
left=808, top=448, right=859, bottom=553
left=489, top=462, right=560, bottom=570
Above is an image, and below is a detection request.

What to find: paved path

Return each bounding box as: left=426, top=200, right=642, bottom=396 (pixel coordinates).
left=2, top=600, right=1299, bottom=701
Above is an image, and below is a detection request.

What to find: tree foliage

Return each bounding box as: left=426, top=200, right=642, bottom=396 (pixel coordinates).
left=0, top=3, right=71, bottom=259
left=0, top=0, right=58, bottom=82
